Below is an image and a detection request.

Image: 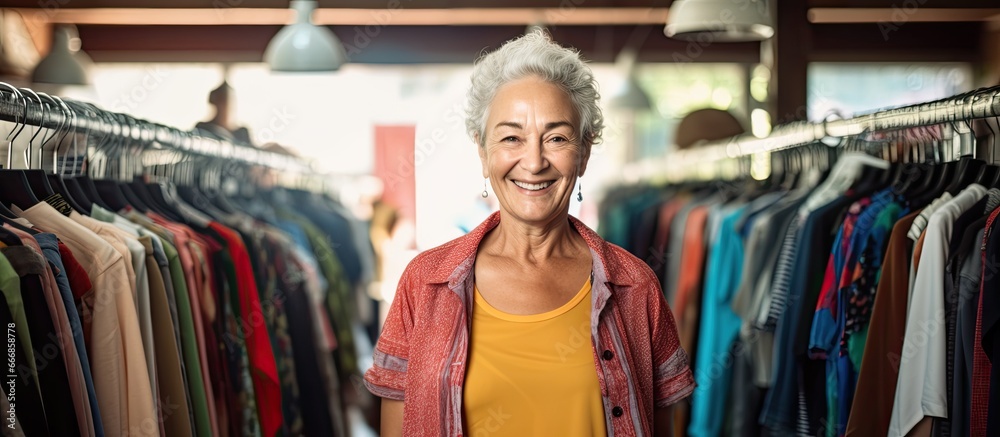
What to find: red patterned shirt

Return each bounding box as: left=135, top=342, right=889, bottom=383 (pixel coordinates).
left=364, top=212, right=696, bottom=436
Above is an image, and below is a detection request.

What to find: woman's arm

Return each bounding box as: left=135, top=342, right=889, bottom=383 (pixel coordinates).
left=654, top=406, right=674, bottom=437
left=381, top=399, right=404, bottom=437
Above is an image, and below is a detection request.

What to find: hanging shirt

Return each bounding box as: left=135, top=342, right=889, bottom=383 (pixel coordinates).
left=0, top=248, right=48, bottom=436
left=11, top=201, right=161, bottom=437
left=32, top=231, right=105, bottom=437
left=951, top=226, right=987, bottom=437
left=13, top=228, right=95, bottom=436
left=982, top=206, right=1000, bottom=435
left=689, top=204, right=748, bottom=437
left=207, top=222, right=283, bottom=437
left=0, top=236, right=80, bottom=436
left=971, top=205, right=1000, bottom=437
left=891, top=184, right=988, bottom=436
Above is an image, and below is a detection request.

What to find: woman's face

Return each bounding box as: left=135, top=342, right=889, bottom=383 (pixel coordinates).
left=479, top=76, right=590, bottom=226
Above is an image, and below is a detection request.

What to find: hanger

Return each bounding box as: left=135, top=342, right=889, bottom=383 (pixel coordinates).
left=50, top=96, right=95, bottom=213
left=17, top=88, right=58, bottom=199
left=846, top=134, right=889, bottom=196
left=66, top=101, right=114, bottom=211
left=968, top=90, right=1000, bottom=188
left=177, top=156, right=233, bottom=220
left=113, top=117, right=150, bottom=213
left=910, top=124, right=957, bottom=206
left=34, top=93, right=88, bottom=214
left=941, top=97, right=984, bottom=194
left=142, top=144, right=189, bottom=223
left=0, top=83, right=41, bottom=210
left=91, top=112, right=134, bottom=212
left=985, top=100, right=1000, bottom=188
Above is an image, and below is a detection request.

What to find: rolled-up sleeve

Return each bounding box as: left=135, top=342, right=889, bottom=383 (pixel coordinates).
left=649, top=278, right=696, bottom=408
left=364, top=272, right=414, bottom=401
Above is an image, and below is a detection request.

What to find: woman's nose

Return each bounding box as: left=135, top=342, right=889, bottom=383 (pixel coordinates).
left=519, top=139, right=548, bottom=174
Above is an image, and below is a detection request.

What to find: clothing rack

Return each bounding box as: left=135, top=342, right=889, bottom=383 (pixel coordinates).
left=0, top=83, right=311, bottom=173
left=638, top=85, right=1000, bottom=183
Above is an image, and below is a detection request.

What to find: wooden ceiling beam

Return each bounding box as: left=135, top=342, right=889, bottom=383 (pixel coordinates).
left=9, top=7, right=670, bottom=26
left=73, top=24, right=759, bottom=64
left=808, top=8, right=1000, bottom=24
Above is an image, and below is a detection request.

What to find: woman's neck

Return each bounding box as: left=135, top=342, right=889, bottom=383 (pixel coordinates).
left=482, top=210, right=586, bottom=264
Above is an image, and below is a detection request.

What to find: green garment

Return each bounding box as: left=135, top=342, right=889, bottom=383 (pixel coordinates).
left=0, top=252, right=40, bottom=393
left=276, top=211, right=358, bottom=379
left=158, top=238, right=213, bottom=437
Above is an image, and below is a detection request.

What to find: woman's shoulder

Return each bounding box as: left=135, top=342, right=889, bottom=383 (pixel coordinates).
left=400, top=231, right=481, bottom=285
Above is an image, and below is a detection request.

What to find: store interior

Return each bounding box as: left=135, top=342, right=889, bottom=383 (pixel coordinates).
left=2, top=0, right=1000, bottom=436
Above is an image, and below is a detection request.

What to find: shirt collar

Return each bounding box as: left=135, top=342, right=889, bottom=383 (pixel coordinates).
left=424, top=211, right=637, bottom=288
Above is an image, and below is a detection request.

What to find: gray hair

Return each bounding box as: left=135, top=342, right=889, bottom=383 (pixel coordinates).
left=465, top=30, right=604, bottom=148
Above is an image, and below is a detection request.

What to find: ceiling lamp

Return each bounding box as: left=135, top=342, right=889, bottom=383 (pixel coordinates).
left=609, top=44, right=653, bottom=112
left=264, top=0, right=347, bottom=72
left=31, top=24, right=92, bottom=85
left=665, top=0, right=774, bottom=42
left=610, top=75, right=653, bottom=111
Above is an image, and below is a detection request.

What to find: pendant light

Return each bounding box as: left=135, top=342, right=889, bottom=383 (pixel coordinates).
left=31, top=24, right=92, bottom=85
left=609, top=27, right=653, bottom=112
left=665, top=0, right=774, bottom=42
left=264, top=0, right=347, bottom=72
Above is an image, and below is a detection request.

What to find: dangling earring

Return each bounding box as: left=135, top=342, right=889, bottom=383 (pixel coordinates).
left=482, top=178, right=489, bottom=198
left=577, top=180, right=583, bottom=202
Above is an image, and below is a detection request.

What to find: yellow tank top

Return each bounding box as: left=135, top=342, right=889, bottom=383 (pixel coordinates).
left=463, top=279, right=607, bottom=437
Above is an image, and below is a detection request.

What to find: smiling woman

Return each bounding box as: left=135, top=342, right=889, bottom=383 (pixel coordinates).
left=363, top=30, right=696, bottom=437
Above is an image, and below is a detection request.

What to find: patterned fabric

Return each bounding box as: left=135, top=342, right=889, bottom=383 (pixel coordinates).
left=364, top=212, right=696, bottom=436
left=257, top=231, right=305, bottom=436
left=210, top=234, right=262, bottom=437
left=972, top=206, right=1000, bottom=437
left=277, top=211, right=358, bottom=380
left=759, top=214, right=805, bottom=330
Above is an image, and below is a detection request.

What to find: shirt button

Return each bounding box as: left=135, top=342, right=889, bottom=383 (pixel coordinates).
left=612, top=406, right=624, bottom=417
left=602, top=350, right=614, bottom=360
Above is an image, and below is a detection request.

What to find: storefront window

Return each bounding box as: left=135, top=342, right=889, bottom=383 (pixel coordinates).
left=807, top=63, right=973, bottom=121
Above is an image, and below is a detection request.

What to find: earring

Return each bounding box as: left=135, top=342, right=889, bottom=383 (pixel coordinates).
left=482, top=178, right=489, bottom=198
left=577, top=181, right=583, bottom=202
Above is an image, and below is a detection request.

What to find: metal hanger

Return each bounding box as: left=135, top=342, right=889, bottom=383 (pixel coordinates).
left=34, top=93, right=87, bottom=213
left=16, top=88, right=56, bottom=199
left=0, top=83, right=41, bottom=209
left=50, top=96, right=95, bottom=211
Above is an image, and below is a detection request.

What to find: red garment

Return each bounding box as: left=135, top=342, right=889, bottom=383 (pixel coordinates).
left=57, top=241, right=93, bottom=301
left=971, top=206, right=1000, bottom=437
left=208, top=222, right=283, bottom=437
left=671, top=205, right=709, bottom=437
left=652, top=196, right=690, bottom=259
left=57, top=241, right=94, bottom=347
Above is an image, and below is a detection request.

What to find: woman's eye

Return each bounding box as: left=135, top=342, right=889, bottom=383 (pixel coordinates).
left=550, top=137, right=567, bottom=143
left=502, top=136, right=518, bottom=142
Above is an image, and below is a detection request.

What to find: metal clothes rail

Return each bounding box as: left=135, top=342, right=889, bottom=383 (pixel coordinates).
left=0, top=83, right=311, bottom=173
left=642, top=85, right=1000, bottom=182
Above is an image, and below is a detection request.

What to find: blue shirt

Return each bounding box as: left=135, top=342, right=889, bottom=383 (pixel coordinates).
left=33, top=232, right=105, bottom=437
left=688, top=205, right=748, bottom=437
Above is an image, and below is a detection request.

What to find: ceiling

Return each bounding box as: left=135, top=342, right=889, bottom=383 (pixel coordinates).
left=1, top=0, right=995, bottom=65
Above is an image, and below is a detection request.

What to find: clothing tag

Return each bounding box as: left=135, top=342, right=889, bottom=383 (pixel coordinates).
left=43, top=193, right=73, bottom=217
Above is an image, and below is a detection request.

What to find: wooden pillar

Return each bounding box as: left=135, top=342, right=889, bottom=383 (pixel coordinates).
left=768, top=0, right=811, bottom=124
left=982, top=21, right=1000, bottom=86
